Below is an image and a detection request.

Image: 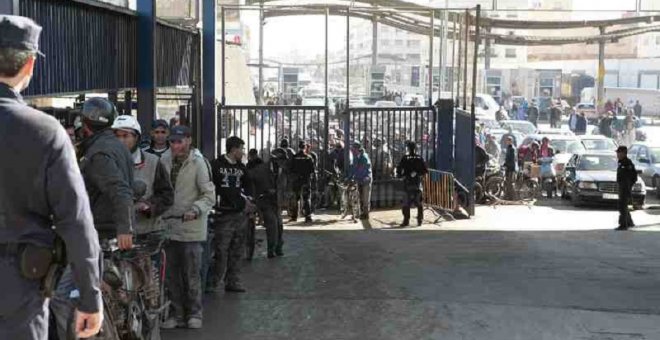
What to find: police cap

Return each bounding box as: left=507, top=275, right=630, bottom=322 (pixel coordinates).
left=0, top=15, right=44, bottom=56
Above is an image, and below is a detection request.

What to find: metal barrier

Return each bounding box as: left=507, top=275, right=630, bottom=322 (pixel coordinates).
left=348, top=106, right=437, bottom=208
left=217, top=105, right=329, bottom=165
left=423, top=169, right=455, bottom=212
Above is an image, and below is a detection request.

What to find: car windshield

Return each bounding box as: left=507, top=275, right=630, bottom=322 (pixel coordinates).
left=582, top=139, right=616, bottom=151
left=650, top=148, right=660, bottom=163
left=501, top=122, right=536, bottom=135
left=577, top=155, right=618, bottom=171
left=551, top=139, right=586, bottom=154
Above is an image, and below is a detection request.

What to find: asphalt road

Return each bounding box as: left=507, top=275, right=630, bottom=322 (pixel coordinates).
left=162, top=194, right=660, bottom=340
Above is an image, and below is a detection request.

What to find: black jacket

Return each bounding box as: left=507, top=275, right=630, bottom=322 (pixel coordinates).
left=247, top=158, right=277, bottom=199
left=527, top=106, right=539, bottom=122
left=0, top=83, right=102, bottom=313
left=290, top=151, right=315, bottom=180
left=505, top=145, right=518, bottom=172
left=79, top=129, right=135, bottom=237
left=397, top=153, right=428, bottom=191
left=617, top=157, right=637, bottom=190
left=211, top=155, right=249, bottom=213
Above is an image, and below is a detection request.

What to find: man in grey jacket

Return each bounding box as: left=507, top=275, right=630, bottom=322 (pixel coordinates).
left=160, top=125, right=215, bottom=329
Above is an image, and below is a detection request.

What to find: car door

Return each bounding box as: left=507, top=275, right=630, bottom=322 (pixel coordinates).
left=634, top=146, right=653, bottom=186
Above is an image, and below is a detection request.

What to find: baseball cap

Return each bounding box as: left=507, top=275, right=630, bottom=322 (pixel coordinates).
left=0, top=15, right=44, bottom=56
left=169, top=125, right=191, bottom=141
left=152, top=119, right=169, bottom=130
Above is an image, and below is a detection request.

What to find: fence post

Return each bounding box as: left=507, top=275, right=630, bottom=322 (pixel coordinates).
left=437, top=99, right=454, bottom=172
left=137, top=0, right=156, bottom=134
left=201, top=1, right=217, bottom=159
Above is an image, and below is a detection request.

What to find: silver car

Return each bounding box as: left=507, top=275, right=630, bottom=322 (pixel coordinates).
left=629, top=142, right=660, bottom=198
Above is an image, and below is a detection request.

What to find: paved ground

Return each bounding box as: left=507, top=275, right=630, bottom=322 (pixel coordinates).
left=162, top=193, right=660, bottom=340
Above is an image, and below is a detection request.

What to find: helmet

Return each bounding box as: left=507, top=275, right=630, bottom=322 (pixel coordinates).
left=80, top=98, right=117, bottom=126
left=111, top=115, right=142, bottom=135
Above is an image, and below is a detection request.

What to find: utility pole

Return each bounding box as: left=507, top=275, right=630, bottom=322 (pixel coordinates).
left=596, top=26, right=606, bottom=113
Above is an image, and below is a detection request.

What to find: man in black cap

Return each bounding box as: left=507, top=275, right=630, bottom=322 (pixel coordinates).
left=615, top=146, right=638, bottom=231
left=145, top=119, right=170, bottom=157
left=289, top=141, right=315, bottom=223
left=396, top=141, right=428, bottom=227
left=0, top=15, right=102, bottom=339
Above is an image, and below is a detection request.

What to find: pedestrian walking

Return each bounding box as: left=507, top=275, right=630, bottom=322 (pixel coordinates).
left=396, top=141, right=428, bottom=227
left=574, top=112, right=587, bottom=135
left=289, top=141, right=315, bottom=223
left=615, top=146, right=637, bottom=231
left=599, top=111, right=614, bottom=138
left=527, top=99, right=539, bottom=127
left=504, top=137, right=518, bottom=201
left=349, top=141, right=373, bottom=219
left=0, top=15, right=103, bottom=339
left=247, top=149, right=284, bottom=258
left=634, top=100, right=642, bottom=119
left=208, top=136, right=254, bottom=296
left=160, top=125, right=215, bottom=329
left=623, top=111, right=636, bottom=146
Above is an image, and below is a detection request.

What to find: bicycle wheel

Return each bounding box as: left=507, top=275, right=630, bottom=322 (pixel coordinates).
left=485, top=176, right=505, bottom=199
left=519, top=180, right=539, bottom=200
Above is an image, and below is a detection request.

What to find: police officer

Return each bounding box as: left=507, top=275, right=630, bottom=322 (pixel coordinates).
left=277, top=139, right=296, bottom=217
left=0, top=15, right=102, bottom=339
left=247, top=149, right=284, bottom=258
left=289, top=141, right=315, bottom=223
left=396, top=141, right=428, bottom=227
left=305, top=142, right=319, bottom=212
left=78, top=97, right=135, bottom=248
left=615, top=146, right=637, bottom=231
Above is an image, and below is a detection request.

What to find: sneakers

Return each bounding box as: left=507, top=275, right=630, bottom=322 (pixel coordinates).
left=161, top=318, right=186, bottom=329
left=225, top=284, right=247, bottom=293
left=187, top=318, right=203, bottom=329
left=305, top=216, right=313, bottom=223
left=417, top=218, right=423, bottom=227
left=267, top=251, right=276, bottom=259
left=615, top=226, right=629, bottom=231
left=400, top=220, right=409, bottom=227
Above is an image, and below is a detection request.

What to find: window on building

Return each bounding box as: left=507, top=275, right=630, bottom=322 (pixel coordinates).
left=407, top=54, right=421, bottom=61
left=505, top=48, right=517, bottom=58
left=506, top=12, right=518, bottom=18
left=395, top=39, right=404, bottom=46
left=407, top=40, right=420, bottom=48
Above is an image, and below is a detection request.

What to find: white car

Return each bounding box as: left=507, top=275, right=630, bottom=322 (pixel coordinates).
left=580, top=135, right=618, bottom=152
left=536, top=128, right=575, bottom=137
left=374, top=101, right=398, bottom=108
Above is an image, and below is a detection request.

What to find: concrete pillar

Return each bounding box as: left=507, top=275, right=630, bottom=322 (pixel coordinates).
left=137, top=0, right=156, bottom=132
left=201, top=0, right=217, bottom=159
left=258, top=2, right=264, bottom=105
left=372, top=15, right=378, bottom=66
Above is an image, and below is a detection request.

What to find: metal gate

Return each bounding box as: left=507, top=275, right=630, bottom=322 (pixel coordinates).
left=454, top=108, right=475, bottom=215
left=217, top=105, right=328, bottom=165
left=347, top=106, right=437, bottom=208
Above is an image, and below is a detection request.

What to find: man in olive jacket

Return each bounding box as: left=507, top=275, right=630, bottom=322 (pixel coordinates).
left=160, top=126, right=215, bottom=329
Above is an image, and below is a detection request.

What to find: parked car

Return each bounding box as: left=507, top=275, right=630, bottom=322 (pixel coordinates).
left=580, top=135, right=618, bottom=152
left=629, top=142, right=660, bottom=197
left=474, top=93, right=504, bottom=121
left=374, top=101, right=398, bottom=108
left=499, top=120, right=537, bottom=136
left=575, top=102, right=598, bottom=122
left=536, top=128, right=575, bottom=137
left=563, top=152, right=646, bottom=208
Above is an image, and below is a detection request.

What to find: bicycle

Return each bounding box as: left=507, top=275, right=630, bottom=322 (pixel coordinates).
left=339, top=179, right=361, bottom=223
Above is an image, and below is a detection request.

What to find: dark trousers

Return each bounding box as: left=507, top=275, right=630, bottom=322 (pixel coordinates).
left=290, top=180, right=312, bottom=219
left=165, top=241, right=203, bottom=321
left=402, top=190, right=423, bottom=223
left=505, top=170, right=518, bottom=200
left=618, top=188, right=634, bottom=228
left=257, top=199, right=283, bottom=253
left=211, top=213, right=247, bottom=287
left=0, top=256, right=49, bottom=340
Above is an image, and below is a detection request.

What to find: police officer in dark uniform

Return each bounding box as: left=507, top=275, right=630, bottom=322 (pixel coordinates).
left=396, top=141, right=428, bottom=227
left=305, top=142, right=319, bottom=212
left=247, top=149, right=284, bottom=258
left=78, top=97, right=135, bottom=247
left=289, top=141, right=315, bottom=223
left=615, top=146, right=638, bottom=231
left=0, top=15, right=102, bottom=339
